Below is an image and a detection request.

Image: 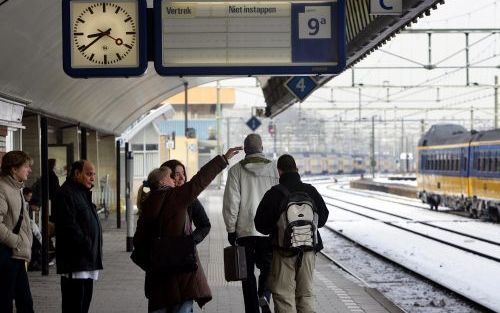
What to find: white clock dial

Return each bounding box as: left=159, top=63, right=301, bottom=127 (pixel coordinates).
left=71, top=1, right=139, bottom=68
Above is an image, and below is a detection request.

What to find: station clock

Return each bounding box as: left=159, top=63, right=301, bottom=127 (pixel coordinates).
left=62, top=0, right=148, bottom=77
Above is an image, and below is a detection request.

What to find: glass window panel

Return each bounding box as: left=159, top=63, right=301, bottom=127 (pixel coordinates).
left=133, top=153, right=144, bottom=177
left=145, top=144, right=158, bottom=151
left=131, top=144, right=144, bottom=151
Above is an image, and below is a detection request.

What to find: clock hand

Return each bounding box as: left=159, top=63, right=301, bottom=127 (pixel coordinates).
left=81, top=28, right=111, bottom=52
left=97, top=28, right=123, bottom=46
left=87, top=28, right=112, bottom=38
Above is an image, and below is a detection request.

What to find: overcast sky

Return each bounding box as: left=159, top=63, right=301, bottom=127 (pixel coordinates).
left=214, top=0, right=500, bottom=131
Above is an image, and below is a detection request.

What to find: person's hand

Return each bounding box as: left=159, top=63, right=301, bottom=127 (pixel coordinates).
left=227, top=232, right=237, bottom=246
left=224, top=147, right=243, bottom=161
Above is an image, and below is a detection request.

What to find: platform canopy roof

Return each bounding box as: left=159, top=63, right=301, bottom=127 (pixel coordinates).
left=0, top=0, right=443, bottom=135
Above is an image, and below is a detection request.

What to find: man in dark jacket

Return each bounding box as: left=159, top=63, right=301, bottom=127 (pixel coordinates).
left=53, top=160, right=102, bottom=313
left=254, top=154, right=329, bottom=313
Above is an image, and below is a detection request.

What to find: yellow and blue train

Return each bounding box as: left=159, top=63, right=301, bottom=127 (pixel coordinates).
left=417, top=124, right=500, bottom=222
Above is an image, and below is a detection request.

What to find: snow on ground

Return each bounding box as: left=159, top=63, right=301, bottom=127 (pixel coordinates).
left=320, top=229, right=486, bottom=313
left=315, top=182, right=500, bottom=312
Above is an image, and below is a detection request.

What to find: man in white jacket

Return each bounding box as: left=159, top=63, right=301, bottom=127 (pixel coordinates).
left=223, top=134, right=279, bottom=313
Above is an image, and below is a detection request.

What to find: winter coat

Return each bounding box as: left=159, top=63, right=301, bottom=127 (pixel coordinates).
left=53, top=179, right=103, bottom=274
left=222, top=153, right=279, bottom=238
left=190, top=199, right=211, bottom=245
left=254, top=172, right=329, bottom=252
left=133, top=155, right=227, bottom=311
left=0, top=175, right=33, bottom=261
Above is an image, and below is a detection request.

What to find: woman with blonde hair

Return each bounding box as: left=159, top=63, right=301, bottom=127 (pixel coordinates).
left=136, top=167, right=173, bottom=214
left=134, top=147, right=242, bottom=313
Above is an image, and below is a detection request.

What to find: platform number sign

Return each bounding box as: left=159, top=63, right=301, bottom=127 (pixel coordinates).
left=298, top=6, right=331, bottom=39
left=246, top=116, right=262, bottom=132
left=370, top=0, right=402, bottom=15
left=284, top=76, right=318, bottom=102
left=291, top=1, right=343, bottom=65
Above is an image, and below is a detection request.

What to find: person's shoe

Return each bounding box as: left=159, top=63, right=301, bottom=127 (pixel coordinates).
left=259, top=296, right=271, bottom=313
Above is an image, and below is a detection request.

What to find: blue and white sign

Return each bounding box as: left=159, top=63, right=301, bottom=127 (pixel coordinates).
left=284, top=76, right=318, bottom=101
left=246, top=116, right=262, bottom=132
left=154, top=0, right=346, bottom=76
left=370, top=0, right=402, bottom=15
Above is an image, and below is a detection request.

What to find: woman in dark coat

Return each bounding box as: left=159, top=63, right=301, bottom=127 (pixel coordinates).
left=134, top=147, right=241, bottom=313
left=161, top=160, right=211, bottom=246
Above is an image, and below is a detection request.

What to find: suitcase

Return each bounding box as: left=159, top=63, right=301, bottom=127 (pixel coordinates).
left=223, top=246, right=247, bottom=282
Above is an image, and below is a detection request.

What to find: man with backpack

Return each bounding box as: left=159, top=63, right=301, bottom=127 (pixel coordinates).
left=254, top=154, right=329, bottom=313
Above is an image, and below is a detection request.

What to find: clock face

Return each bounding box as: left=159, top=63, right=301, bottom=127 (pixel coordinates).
left=70, top=1, right=139, bottom=68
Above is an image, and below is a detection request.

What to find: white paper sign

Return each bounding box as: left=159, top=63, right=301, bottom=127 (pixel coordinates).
left=298, top=6, right=331, bottom=39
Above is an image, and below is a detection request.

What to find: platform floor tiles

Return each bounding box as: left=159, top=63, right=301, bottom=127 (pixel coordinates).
left=27, top=187, right=400, bottom=313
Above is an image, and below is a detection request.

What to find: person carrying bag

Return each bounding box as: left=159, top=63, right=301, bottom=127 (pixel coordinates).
left=0, top=151, right=35, bottom=313
left=133, top=147, right=241, bottom=313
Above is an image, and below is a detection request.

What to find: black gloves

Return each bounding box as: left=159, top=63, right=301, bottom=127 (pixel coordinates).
left=227, top=232, right=237, bottom=246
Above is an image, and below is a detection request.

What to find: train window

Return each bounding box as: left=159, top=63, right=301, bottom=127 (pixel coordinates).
left=497, top=157, right=500, bottom=172
left=488, top=157, right=493, bottom=172
left=455, top=159, right=459, bottom=171
left=480, top=158, right=485, bottom=171
left=462, top=157, right=467, bottom=171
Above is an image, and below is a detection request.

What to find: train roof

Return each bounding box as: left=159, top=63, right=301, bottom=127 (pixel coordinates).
left=471, top=128, right=500, bottom=143
left=418, top=124, right=471, bottom=147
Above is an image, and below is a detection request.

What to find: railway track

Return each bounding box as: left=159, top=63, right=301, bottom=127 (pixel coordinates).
left=320, top=225, right=493, bottom=313
left=318, top=187, right=500, bottom=312
left=322, top=194, right=500, bottom=262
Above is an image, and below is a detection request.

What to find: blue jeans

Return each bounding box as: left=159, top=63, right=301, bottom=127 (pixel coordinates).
left=149, top=300, right=193, bottom=313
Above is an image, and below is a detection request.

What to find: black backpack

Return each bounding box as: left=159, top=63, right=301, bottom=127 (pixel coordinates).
left=274, top=184, right=319, bottom=254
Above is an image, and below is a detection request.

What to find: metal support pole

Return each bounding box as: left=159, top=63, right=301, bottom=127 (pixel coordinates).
left=495, top=76, right=498, bottom=129
left=471, top=108, right=474, bottom=131
left=421, top=119, right=425, bottom=135
left=273, top=123, right=277, bottom=157
left=116, top=140, right=121, bottom=229
left=184, top=81, right=188, bottom=135
left=358, top=88, right=361, bottom=120
left=465, top=33, right=470, bottom=86
left=427, top=33, right=432, bottom=68
left=125, top=143, right=134, bottom=252
left=216, top=81, right=222, bottom=189
left=41, top=116, right=49, bottom=275
left=370, top=116, right=375, bottom=178
left=184, top=81, right=189, bottom=176
left=80, top=127, right=87, bottom=160
left=400, top=119, right=404, bottom=173
left=351, top=67, right=355, bottom=87
left=405, top=136, right=410, bottom=173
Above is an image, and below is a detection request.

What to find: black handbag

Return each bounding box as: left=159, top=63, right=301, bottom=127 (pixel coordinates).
left=130, top=243, right=150, bottom=271
left=150, top=235, right=197, bottom=273
left=149, top=199, right=198, bottom=274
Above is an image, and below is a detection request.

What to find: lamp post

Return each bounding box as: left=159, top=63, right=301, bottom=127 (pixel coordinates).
left=370, top=116, right=376, bottom=178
